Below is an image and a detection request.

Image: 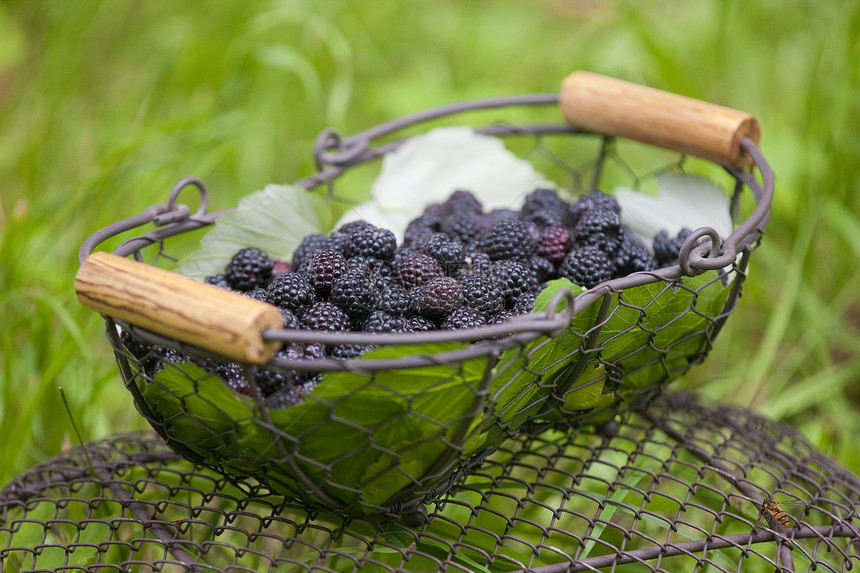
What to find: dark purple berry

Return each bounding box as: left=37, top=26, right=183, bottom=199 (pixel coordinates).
left=488, top=260, right=539, bottom=309
left=441, top=307, right=487, bottom=330
left=225, top=248, right=274, bottom=291
left=345, top=225, right=397, bottom=260
left=422, top=233, right=465, bottom=275
left=536, top=226, right=572, bottom=265
left=330, top=267, right=379, bottom=321
left=559, top=245, right=614, bottom=289
left=460, top=273, right=504, bottom=315
left=573, top=207, right=623, bottom=252
left=415, top=276, right=464, bottom=319
left=362, top=310, right=408, bottom=333
left=398, top=252, right=444, bottom=289
left=306, top=249, right=348, bottom=298
left=484, top=219, right=535, bottom=262
left=266, top=272, right=316, bottom=315
left=301, top=301, right=351, bottom=331
left=614, top=235, right=657, bottom=275
left=205, top=274, right=230, bottom=289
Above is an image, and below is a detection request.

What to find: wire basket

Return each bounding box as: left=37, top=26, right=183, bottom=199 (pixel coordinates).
left=75, top=72, right=774, bottom=522
left=2, top=392, right=856, bottom=572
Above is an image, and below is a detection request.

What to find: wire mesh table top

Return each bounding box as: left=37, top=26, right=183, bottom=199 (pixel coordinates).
left=1, top=392, right=857, bottom=573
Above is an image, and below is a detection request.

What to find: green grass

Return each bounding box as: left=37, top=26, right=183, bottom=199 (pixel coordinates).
left=1, top=0, right=859, bottom=568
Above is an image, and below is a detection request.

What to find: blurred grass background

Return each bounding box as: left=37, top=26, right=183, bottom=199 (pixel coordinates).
left=1, top=0, right=859, bottom=492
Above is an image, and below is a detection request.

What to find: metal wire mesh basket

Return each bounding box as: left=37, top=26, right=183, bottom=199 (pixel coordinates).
left=2, top=392, right=856, bottom=572
left=75, top=72, right=774, bottom=521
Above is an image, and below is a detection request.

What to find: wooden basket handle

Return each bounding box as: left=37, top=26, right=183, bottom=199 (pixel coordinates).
left=559, top=71, right=760, bottom=169
left=75, top=251, right=283, bottom=365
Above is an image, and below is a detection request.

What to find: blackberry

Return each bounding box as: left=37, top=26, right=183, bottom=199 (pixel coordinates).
left=488, top=260, right=539, bottom=309
left=362, top=310, right=408, bottom=333
left=403, top=213, right=441, bottom=249
left=266, top=272, right=316, bottom=316
left=572, top=207, right=623, bottom=252
left=329, top=343, right=373, bottom=359
left=512, top=292, right=537, bottom=315
left=614, top=234, right=657, bottom=276
left=522, top=207, right=565, bottom=228
left=414, top=276, right=464, bottom=319
left=205, top=273, right=230, bottom=290
left=302, top=301, right=351, bottom=332
left=346, top=255, right=393, bottom=280
left=488, top=309, right=516, bottom=325
left=440, top=211, right=483, bottom=246
left=345, top=225, right=397, bottom=261
left=568, top=191, right=621, bottom=227
left=266, top=387, right=303, bottom=409
left=460, top=273, right=504, bottom=315
left=330, top=267, right=379, bottom=321
left=442, top=189, right=483, bottom=215
left=528, top=254, right=557, bottom=283
left=521, top=188, right=567, bottom=218
left=404, top=315, right=436, bottom=332
left=291, top=233, right=332, bottom=269
left=536, top=226, right=572, bottom=265
left=376, top=279, right=415, bottom=317
left=225, top=247, right=274, bottom=291
left=217, top=363, right=250, bottom=396
left=441, top=307, right=487, bottom=330
left=457, top=251, right=492, bottom=278
left=484, top=219, right=535, bottom=262
left=337, top=219, right=376, bottom=235
left=653, top=228, right=694, bottom=268
left=246, top=288, right=269, bottom=302
left=251, top=356, right=289, bottom=396
left=306, top=249, right=348, bottom=298
left=280, top=308, right=301, bottom=330
left=422, top=233, right=465, bottom=275
left=559, top=244, right=614, bottom=289
left=397, top=252, right=444, bottom=289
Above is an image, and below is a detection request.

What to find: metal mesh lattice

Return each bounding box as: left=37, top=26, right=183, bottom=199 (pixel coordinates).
left=2, top=392, right=857, bottom=572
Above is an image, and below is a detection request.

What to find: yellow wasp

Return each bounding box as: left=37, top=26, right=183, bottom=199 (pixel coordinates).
left=758, top=496, right=806, bottom=529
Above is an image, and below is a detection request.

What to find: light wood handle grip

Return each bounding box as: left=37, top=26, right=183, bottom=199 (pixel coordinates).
left=76, top=251, right=283, bottom=365
left=559, top=71, right=760, bottom=169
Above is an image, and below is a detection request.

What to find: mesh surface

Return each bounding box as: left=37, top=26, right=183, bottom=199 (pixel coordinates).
left=2, top=392, right=856, bottom=572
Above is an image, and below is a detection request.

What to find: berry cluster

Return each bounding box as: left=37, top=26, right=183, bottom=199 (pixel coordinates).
left=125, top=187, right=695, bottom=407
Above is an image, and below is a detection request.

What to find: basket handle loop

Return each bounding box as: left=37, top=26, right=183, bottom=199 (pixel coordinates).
left=559, top=71, right=761, bottom=169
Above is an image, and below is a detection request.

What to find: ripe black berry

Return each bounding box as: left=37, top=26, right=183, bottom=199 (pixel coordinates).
left=441, top=307, right=487, bottom=330
left=266, top=272, right=316, bottom=316
left=306, top=249, right=348, bottom=298
left=397, top=252, right=444, bottom=289
left=573, top=207, right=623, bottom=252
left=362, top=310, right=408, bottom=333
left=345, top=225, right=397, bottom=261
left=330, top=267, right=379, bottom=321
left=614, top=234, right=657, bottom=275
left=422, top=233, right=465, bottom=275
left=460, top=273, right=504, bottom=316
left=484, top=219, right=535, bottom=262
left=559, top=244, right=614, bottom=289
left=225, top=248, right=274, bottom=291
left=536, top=226, right=572, bottom=265
left=302, top=301, right=352, bottom=332
left=488, top=260, right=539, bottom=309
left=415, top=276, right=464, bottom=319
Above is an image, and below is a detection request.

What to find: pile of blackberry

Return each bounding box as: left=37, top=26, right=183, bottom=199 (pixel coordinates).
left=126, top=188, right=694, bottom=407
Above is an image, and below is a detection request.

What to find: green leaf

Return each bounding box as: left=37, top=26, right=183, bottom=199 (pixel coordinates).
left=176, top=184, right=334, bottom=280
